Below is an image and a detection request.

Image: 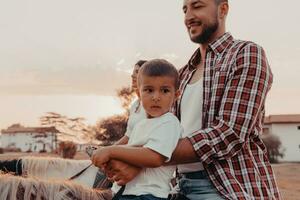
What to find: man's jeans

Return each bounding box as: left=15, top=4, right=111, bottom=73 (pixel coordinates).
left=178, top=171, right=224, bottom=200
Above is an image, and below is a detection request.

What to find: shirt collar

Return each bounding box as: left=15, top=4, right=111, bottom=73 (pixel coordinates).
left=208, top=32, right=233, bottom=55
left=187, top=48, right=201, bottom=71
left=187, top=32, right=233, bottom=71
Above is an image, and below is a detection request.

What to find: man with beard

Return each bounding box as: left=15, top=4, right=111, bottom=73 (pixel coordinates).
left=167, top=0, right=281, bottom=199
left=96, top=0, right=282, bottom=199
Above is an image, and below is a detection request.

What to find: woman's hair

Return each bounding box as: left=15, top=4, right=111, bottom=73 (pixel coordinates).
left=135, top=60, right=147, bottom=68
left=134, top=59, right=147, bottom=113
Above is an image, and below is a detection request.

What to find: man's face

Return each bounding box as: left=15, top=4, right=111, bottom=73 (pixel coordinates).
left=137, top=75, right=179, bottom=118
left=183, top=0, right=219, bottom=44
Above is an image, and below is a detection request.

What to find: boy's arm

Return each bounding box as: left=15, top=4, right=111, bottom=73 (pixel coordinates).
left=114, top=136, right=129, bottom=145
left=92, top=145, right=166, bottom=168
left=92, top=118, right=181, bottom=169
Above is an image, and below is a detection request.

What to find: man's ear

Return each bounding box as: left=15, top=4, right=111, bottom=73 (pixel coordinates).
left=218, top=2, right=229, bottom=19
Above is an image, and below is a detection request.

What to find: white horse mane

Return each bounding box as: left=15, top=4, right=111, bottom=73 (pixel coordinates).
left=22, top=156, right=99, bottom=188
left=22, top=156, right=91, bottom=180
left=0, top=172, right=111, bottom=200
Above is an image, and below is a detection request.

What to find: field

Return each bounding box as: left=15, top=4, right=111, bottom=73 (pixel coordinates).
left=0, top=152, right=299, bottom=200
left=272, top=163, right=300, bottom=200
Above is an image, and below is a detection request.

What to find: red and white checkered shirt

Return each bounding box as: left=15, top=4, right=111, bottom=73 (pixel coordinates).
left=175, top=33, right=281, bottom=199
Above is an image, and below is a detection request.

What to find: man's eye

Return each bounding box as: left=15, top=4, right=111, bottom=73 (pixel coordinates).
left=193, top=3, right=204, bottom=9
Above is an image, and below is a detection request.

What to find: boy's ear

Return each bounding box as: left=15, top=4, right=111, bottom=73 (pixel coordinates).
left=175, top=90, right=181, bottom=100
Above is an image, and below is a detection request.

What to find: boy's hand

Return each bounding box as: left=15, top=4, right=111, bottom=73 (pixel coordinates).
left=91, top=147, right=112, bottom=169
left=105, top=159, right=142, bottom=185
left=86, top=146, right=97, bottom=157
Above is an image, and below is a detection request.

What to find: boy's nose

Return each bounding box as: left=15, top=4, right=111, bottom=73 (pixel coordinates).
left=152, top=93, right=160, bottom=101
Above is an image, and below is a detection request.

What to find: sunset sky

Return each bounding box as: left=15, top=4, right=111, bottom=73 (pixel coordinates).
left=0, top=0, right=299, bottom=130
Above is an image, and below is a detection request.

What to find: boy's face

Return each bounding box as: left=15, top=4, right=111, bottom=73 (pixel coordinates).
left=137, top=75, right=180, bottom=118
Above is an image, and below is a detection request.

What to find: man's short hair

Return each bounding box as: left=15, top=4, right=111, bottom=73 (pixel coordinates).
left=138, top=59, right=179, bottom=89
left=215, top=0, right=228, bottom=5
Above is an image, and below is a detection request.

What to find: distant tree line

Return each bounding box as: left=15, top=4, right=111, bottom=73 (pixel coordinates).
left=37, top=86, right=135, bottom=158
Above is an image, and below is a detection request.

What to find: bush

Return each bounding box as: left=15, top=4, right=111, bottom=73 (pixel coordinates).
left=261, top=134, right=284, bottom=163
left=94, top=114, right=128, bottom=145
left=58, top=141, right=77, bottom=159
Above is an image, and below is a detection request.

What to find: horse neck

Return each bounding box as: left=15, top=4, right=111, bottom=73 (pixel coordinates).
left=22, top=156, right=97, bottom=188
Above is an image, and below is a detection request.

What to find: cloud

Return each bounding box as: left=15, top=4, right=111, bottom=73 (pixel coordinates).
left=0, top=67, right=131, bottom=96
left=116, top=59, right=125, bottom=66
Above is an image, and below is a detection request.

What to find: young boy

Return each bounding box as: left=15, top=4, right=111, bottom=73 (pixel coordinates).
left=91, top=59, right=183, bottom=200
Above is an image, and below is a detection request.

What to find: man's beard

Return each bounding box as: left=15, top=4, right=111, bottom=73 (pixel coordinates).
left=191, top=19, right=219, bottom=44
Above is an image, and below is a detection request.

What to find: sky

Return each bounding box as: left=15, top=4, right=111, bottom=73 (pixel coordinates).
left=0, top=0, right=300, bottom=130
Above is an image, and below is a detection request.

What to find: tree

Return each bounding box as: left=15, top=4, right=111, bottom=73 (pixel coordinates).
left=93, top=115, right=128, bottom=146
left=261, top=134, right=284, bottom=163
left=40, top=112, right=95, bottom=149
left=116, top=86, right=136, bottom=114
left=93, top=86, right=135, bottom=145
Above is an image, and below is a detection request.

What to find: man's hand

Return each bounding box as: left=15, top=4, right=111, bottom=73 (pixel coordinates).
left=91, top=146, right=112, bottom=169
left=105, top=159, right=142, bottom=185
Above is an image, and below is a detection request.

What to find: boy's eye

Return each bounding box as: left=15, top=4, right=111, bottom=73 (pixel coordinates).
left=143, top=88, right=153, bottom=93
left=162, top=89, right=170, bottom=93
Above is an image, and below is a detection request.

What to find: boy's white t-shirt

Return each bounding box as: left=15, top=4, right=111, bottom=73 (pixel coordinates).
left=112, top=112, right=183, bottom=198
left=125, top=99, right=147, bottom=137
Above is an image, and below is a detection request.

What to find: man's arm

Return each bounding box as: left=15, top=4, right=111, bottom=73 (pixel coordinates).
left=172, top=43, right=272, bottom=165
left=168, top=138, right=198, bottom=165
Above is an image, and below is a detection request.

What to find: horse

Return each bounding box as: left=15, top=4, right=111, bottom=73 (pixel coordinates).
left=0, top=156, right=113, bottom=200
left=0, top=172, right=112, bottom=200
left=21, top=156, right=100, bottom=188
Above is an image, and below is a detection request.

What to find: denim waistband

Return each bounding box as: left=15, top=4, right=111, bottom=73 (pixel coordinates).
left=180, top=170, right=208, bottom=179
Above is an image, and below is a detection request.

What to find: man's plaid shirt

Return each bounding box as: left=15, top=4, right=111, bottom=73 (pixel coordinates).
left=175, top=33, right=281, bottom=199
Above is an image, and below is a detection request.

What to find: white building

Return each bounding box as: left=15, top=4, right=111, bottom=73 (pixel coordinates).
left=263, top=114, right=300, bottom=162
left=0, top=124, right=59, bottom=152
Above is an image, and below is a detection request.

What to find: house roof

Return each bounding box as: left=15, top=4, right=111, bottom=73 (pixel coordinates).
left=1, top=124, right=59, bottom=134
left=264, top=114, right=300, bottom=124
